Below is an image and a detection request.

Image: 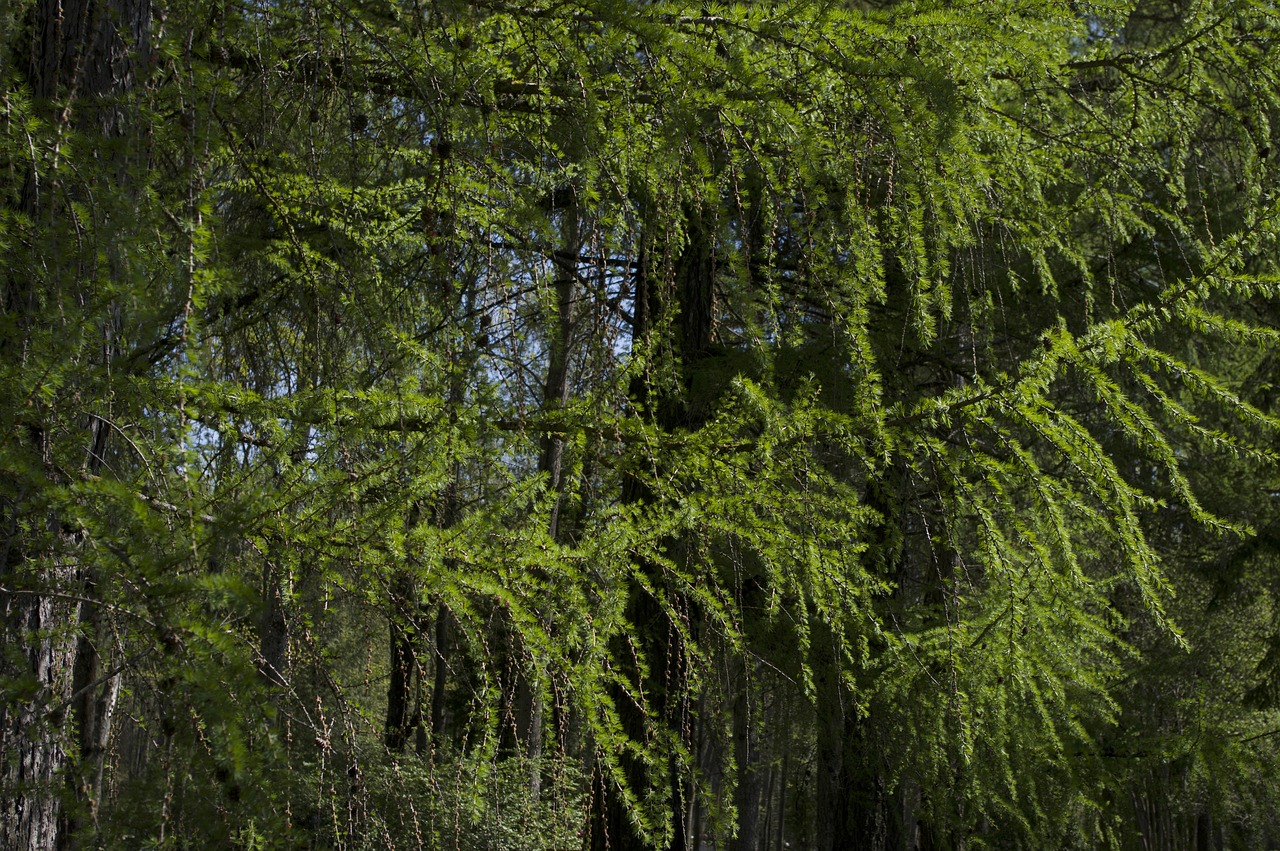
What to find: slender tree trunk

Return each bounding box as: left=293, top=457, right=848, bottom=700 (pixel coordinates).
left=384, top=571, right=419, bottom=752
left=732, top=669, right=764, bottom=851
left=539, top=205, right=579, bottom=539
left=259, top=570, right=289, bottom=688
left=430, top=602, right=453, bottom=750
left=424, top=460, right=465, bottom=755
left=58, top=565, right=123, bottom=851
left=813, top=623, right=903, bottom=851
left=813, top=619, right=845, bottom=851
left=387, top=244, right=469, bottom=756
left=774, top=737, right=789, bottom=851
left=593, top=206, right=715, bottom=851
left=510, top=202, right=579, bottom=775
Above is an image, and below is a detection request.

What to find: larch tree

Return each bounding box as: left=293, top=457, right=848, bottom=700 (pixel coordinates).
left=2, top=0, right=1280, bottom=849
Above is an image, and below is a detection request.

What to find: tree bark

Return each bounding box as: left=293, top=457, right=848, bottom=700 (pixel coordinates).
left=2, top=2, right=147, bottom=848
left=512, top=203, right=580, bottom=789
left=592, top=206, right=716, bottom=851
left=0, top=578, right=77, bottom=851
left=732, top=667, right=765, bottom=851
left=384, top=571, right=419, bottom=752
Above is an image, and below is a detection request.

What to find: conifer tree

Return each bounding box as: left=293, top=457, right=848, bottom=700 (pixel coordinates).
left=3, top=0, right=1280, bottom=848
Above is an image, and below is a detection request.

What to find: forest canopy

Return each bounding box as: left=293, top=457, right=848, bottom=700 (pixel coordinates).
left=3, top=0, right=1280, bottom=848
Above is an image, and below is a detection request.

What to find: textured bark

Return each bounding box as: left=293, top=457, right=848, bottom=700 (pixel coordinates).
left=58, top=567, right=122, bottom=850
left=0, top=582, right=78, bottom=851
left=0, top=2, right=147, bottom=848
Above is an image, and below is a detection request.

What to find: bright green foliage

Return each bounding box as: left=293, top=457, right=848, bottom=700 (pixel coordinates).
left=3, top=0, right=1280, bottom=848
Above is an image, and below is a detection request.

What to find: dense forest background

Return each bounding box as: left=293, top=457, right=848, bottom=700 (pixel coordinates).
left=4, top=0, right=1280, bottom=848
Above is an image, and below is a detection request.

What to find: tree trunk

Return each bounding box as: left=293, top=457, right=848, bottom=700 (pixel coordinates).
left=0, top=577, right=77, bottom=851
left=259, top=569, right=289, bottom=688
left=384, top=571, right=419, bottom=752
left=593, top=207, right=715, bottom=851
left=58, top=566, right=122, bottom=850
left=2, top=2, right=147, bottom=848
left=503, top=202, right=580, bottom=774
left=430, top=603, right=453, bottom=750
left=732, top=669, right=765, bottom=851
